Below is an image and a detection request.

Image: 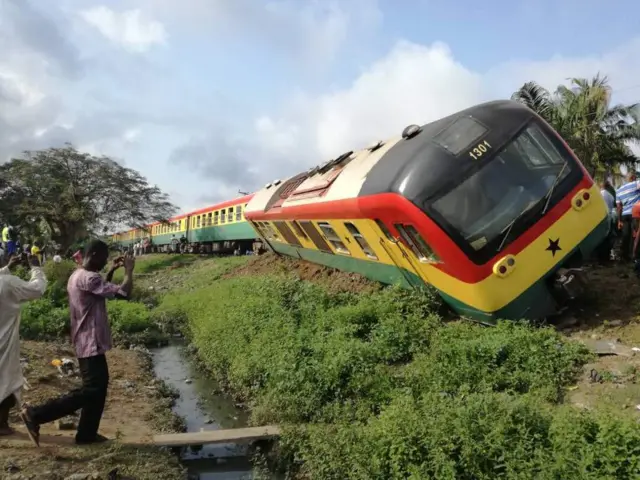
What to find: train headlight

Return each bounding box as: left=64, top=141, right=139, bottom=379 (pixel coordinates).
left=493, top=255, right=516, bottom=278
left=571, top=188, right=592, bottom=211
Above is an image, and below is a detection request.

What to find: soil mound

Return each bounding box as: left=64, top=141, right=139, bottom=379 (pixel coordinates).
left=224, top=253, right=382, bottom=294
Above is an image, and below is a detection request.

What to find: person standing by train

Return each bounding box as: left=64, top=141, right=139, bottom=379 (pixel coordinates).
left=596, top=181, right=617, bottom=262
left=20, top=240, right=135, bottom=446
left=616, top=172, right=640, bottom=261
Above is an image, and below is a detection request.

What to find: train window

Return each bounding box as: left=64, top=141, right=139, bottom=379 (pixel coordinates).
left=433, top=116, right=488, bottom=156
left=213, top=211, right=219, bottom=225
left=318, top=222, right=350, bottom=255
left=299, top=221, right=332, bottom=253
left=518, top=124, right=565, bottom=166
left=228, top=207, right=234, bottom=223
left=196, top=216, right=201, bottom=228
left=344, top=223, right=377, bottom=259
left=221, top=209, right=226, bottom=224
left=375, top=219, right=394, bottom=241
left=274, top=221, right=302, bottom=247
left=290, top=221, right=308, bottom=239
left=263, top=223, right=279, bottom=241
left=395, top=224, right=437, bottom=262
left=207, top=213, right=212, bottom=226
left=236, top=205, right=242, bottom=221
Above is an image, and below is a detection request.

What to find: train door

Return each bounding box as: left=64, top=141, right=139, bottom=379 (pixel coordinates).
left=374, top=220, right=429, bottom=289
left=185, top=215, right=191, bottom=251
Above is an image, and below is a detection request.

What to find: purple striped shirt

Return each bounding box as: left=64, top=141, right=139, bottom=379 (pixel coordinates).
left=67, top=269, right=126, bottom=359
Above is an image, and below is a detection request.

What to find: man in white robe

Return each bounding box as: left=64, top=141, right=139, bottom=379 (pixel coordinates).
left=0, top=255, right=47, bottom=435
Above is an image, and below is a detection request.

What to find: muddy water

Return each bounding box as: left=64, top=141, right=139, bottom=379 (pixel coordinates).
left=152, top=342, right=277, bottom=479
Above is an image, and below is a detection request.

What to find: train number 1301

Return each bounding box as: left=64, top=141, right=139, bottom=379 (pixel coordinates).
left=468, top=140, right=492, bottom=160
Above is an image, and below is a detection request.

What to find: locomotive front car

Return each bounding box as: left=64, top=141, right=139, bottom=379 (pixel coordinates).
left=245, top=100, right=609, bottom=322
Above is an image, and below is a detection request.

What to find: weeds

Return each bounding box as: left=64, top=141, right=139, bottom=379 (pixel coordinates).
left=18, top=258, right=167, bottom=346
left=147, top=258, right=640, bottom=479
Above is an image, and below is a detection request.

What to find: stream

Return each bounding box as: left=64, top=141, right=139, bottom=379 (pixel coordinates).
left=152, top=341, right=279, bottom=479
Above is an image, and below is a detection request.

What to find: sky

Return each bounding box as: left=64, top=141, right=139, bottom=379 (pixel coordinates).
left=2, top=0, right=640, bottom=214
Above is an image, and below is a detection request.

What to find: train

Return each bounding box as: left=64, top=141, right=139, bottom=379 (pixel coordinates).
left=111, top=100, right=611, bottom=323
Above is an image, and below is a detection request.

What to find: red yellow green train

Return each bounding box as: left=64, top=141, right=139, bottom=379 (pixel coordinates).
left=111, top=100, right=610, bottom=322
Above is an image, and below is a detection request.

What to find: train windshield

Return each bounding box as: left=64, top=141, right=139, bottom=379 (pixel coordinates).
left=431, top=123, right=574, bottom=253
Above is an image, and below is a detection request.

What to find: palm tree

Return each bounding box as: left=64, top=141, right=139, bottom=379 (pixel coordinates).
left=511, top=74, right=640, bottom=179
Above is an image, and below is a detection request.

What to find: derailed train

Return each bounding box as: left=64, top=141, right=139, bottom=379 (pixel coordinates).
left=112, top=100, right=610, bottom=322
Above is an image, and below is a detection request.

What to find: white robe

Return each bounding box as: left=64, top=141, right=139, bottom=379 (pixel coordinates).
left=0, top=266, right=47, bottom=405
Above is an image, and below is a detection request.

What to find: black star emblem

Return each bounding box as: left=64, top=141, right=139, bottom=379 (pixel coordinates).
left=546, top=238, right=562, bottom=257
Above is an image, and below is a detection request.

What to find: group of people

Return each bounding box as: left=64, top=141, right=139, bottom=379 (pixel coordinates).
left=599, top=172, right=640, bottom=267
left=0, top=226, right=66, bottom=268
left=0, top=239, right=135, bottom=446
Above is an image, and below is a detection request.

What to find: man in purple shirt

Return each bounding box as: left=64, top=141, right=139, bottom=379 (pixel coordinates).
left=20, top=239, right=134, bottom=446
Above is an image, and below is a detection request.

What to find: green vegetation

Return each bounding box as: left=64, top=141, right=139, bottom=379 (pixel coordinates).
left=19, top=257, right=168, bottom=346
left=0, top=144, right=177, bottom=250
left=149, top=258, right=640, bottom=479
left=511, top=75, right=640, bottom=178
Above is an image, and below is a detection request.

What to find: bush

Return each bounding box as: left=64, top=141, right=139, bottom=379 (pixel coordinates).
left=42, top=260, right=77, bottom=306
left=284, top=393, right=640, bottom=479
left=108, top=300, right=153, bottom=334
left=20, top=299, right=70, bottom=340
left=17, top=259, right=164, bottom=346
left=151, top=265, right=639, bottom=480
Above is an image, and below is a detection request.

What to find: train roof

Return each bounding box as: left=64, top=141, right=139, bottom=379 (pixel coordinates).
left=246, top=100, right=536, bottom=218
left=113, top=194, right=254, bottom=235
left=359, top=99, right=535, bottom=204
left=146, top=194, right=254, bottom=227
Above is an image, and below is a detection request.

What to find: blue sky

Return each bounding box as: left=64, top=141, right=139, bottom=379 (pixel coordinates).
left=2, top=0, right=639, bottom=213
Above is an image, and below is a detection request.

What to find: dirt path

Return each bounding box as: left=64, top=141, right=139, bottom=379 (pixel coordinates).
left=1, top=341, right=185, bottom=480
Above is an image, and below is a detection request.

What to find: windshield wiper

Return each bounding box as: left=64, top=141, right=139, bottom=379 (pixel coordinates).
left=496, top=201, right=538, bottom=253
left=496, top=218, right=517, bottom=253
left=541, top=162, right=568, bottom=215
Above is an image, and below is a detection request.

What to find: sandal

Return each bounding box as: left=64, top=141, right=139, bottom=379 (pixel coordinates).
left=19, top=408, right=40, bottom=447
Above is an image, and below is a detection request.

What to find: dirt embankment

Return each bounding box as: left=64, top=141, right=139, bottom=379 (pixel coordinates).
left=223, top=252, right=382, bottom=294
left=2, top=342, right=185, bottom=480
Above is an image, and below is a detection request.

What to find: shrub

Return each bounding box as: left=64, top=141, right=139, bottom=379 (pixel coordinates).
left=17, top=258, right=163, bottom=345
left=108, top=300, right=153, bottom=334
left=283, top=393, right=640, bottom=479
left=20, top=299, right=70, bottom=340
left=152, top=264, right=629, bottom=479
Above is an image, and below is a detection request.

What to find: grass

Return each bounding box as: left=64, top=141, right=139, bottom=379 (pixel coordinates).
left=18, top=257, right=175, bottom=346
left=23, top=254, right=640, bottom=478
left=147, top=257, right=640, bottom=480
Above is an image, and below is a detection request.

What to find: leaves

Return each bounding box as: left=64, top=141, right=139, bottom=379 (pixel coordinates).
left=0, top=144, right=177, bottom=249
left=512, top=74, right=640, bottom=178
left=148, top=264, right=640, bottom=479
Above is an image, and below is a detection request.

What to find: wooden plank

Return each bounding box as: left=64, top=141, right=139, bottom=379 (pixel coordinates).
left=578, top=338, right=637, bottom=357
left=131, top=426, right=281, bottom=447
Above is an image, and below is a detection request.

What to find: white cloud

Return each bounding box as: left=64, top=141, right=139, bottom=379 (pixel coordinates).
left=144, top=0, right=381, bottom=67
left=184, top=36, right=640, bottom=195
left=4, top=2, right=640, bottom=213
left=80, top=6, right=167, bottom=53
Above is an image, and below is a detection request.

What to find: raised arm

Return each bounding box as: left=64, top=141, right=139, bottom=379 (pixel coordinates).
left=7, top=267, right=47, bottom=302
left=84, top=255, right=134, bottom=299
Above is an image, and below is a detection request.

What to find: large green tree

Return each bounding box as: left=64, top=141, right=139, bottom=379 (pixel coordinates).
left=511, top=74, right=640, bottom=178
left=0, top=144, right=177, bottom=249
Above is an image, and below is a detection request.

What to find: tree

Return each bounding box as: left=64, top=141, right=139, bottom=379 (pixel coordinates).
left=0, top=144, right=177, bottom=250
left=511, top=74, right=640, bottom=178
